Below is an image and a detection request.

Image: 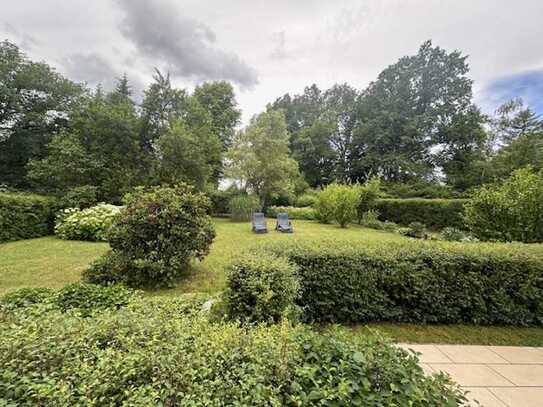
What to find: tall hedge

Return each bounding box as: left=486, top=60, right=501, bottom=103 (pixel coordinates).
left=0, top=193, right=57, bottom=242
left=265, top=240, right=543, bottom=326
left=376, top=198, right=467, bottom=229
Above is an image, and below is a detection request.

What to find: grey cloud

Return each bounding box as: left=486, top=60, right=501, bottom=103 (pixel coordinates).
left=63, top=53, right=119, bottom=90
left=115, top=0, right=258, bottom=89
left=270, top=31, right=290, bottom=60
left=3, top=22, right=39, bottom=49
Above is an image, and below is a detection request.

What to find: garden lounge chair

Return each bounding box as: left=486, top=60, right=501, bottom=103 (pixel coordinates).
left=275, top=213, right=293, bottom=233
left=252, top=212, right=268, bottom=234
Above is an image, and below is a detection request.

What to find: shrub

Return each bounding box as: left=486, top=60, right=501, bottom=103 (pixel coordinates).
left=266, top=206, right=317, bottom=220
left=99, top=184, right=215, bottom=288
left=0, top=192, right=57, bottom=242
left=464, top=168, right=543, bottom=242
left=401, top=222, right=428, bottom=239
left=441, top=227, right=469, bottom=242
left=376, top=198, right=467, bottom=229
left=360, top=209, right=384, bottom=229
left=315, top=183, right=360, bottom=227
left=55, top=203, right=122, bottom=241
left=264, top=239, right=543, bottom=325
left=83, top=251, right=131, bottom=285
left=58, top=185, right=98, bottom=209
left=294, top=192, right=317, bottom=207
left=383, top=221, right=399, bottom=232
left=357, top=177, right=381, bottom=222
left=0, top=288, right=54, bottom=310
left=54, top=283, right=136, bottom=316
left=0, top=298, right=465, bottom=405
left=228, top=194, right=261, bottom=221
left=224, top=251, right=299, bottom=323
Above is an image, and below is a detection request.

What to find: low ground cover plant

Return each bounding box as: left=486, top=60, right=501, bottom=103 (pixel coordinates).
left=0, top=295, right=466, bottom=406
left=85, top=184, right=215, bottom=288
left=261, top=239, right=543, bottom=325
left=266, top=205, right=316, bottom=220
left=464, top=167, right=543, bottom=243
left=0, top=192, right=57, bottom=242
left=55, top=203, right=122, bottom=241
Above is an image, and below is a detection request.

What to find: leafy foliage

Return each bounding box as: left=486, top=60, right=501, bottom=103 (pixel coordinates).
left=224, top=251, right=299, bottom=323
left=0, top=297, right=465, bottom=405
left=294, top=192, right=318, bottom=207
left=228, top=194, right=261, bottom=221
left=360, top=209, right=384, bottom=230
left=266, top=206, right=317, bottom=220
left=464, top=167, right=543, bottom=242
left=55, top=204, right=122, bottom=241
left=93, top=184, right=215, bottom=287
left=0, top=192, right=57, bottom=242
left=315, top=183, right=361, bottom=227
left=265, top=239, right=543, bottom=325
left=401, top=222, right=428, bottom=239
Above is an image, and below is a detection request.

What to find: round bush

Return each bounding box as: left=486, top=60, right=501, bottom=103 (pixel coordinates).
left=228, top=194, right=260, bottom=221
left=315, top=183, right=361, bottom=227
left=105, top=184, right=216, bottom=287
left=0, top=299, right=465, bottom=406
left=464, top=168, right=543, bottom=242
left=294, top=193, right=317, bottom=207
left=225, top=251, right=300, bottom=323
left=55, top=203, right=122, bottom=241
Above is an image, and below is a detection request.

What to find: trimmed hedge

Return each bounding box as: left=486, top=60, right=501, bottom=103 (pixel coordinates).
left=0, top=193, right=57, bottom=242
left=264, top=240, right=543, bottom=326
left=376, top=198, right=467, bottom=229
left=0, top=296, right=465, bottom=405
left=266, top=206, right=317, bottom=220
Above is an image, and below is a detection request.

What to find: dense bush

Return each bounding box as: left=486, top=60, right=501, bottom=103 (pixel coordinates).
left=440, top=227, right=472, bottom=242
left=58, top=185, right=99, bottom=209
left=376, top=198, right=467, bottom=229
left=1, top=283, right=136, bottom=315
left=401, top=222, right=428, bottom=239
left=264, top=240, right=543, bottom=325
left=228, top=194, right=261, bottom=221
left=357, top=177, right=381, bottom=223
left=294, top=192, right=317, bottom=207
left=464, top=168, right=543, bottom=242
left=315, top=183, right=360, bottom=227
left=55, top=203, right=122, bottom=241
left=266, top=205, right=317, bottom=220
left=360, top=209, right=384, bottom=230
left=224, top=251, right=299, bottom=323
left=383, top=181, right=459, bottom=199
left=0, top=298, right=465, bottom=405
left=89, top=184, right=215, bottom=288
left=0, top=192, right=57, bottom=242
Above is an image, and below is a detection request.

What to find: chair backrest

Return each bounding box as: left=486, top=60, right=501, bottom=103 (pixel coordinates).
left=253, top=212, right=265, bottom=225
left=277, top=213, right=289, bottom=225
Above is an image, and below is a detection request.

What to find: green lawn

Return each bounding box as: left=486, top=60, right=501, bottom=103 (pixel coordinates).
left=2, top=218, right=543, bottom=345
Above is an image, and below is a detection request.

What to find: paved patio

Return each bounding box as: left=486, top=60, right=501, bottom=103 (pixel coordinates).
left=398, top=344, right=543, bottom=406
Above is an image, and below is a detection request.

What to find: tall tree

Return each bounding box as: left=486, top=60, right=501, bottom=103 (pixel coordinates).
left=0, top=40, right=83, bottom=187
left=226, top=110, right=300, bottom=206
left=491, top=98, right=543, bottom=146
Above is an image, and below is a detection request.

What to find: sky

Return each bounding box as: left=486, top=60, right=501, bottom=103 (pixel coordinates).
left=2, top=0, right=543, bottom=124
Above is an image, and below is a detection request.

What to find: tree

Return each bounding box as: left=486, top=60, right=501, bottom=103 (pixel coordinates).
left=226, top=110, right=300, bottom=207
left=488, top=131, right=543, bottom=179
left=491, top=98, right=542, bottom=146
left=0, top=40, right=83, bottom=187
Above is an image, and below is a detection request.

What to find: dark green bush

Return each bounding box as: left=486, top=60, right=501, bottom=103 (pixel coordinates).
left=441, top=227, right=469, bottom=242
left=0, top=298, right=465, bottom=406
left=0, top=287, right=54, bottom=310
left=0, top=192, right=57, bottom=242
left=376, top=198, right=467, bottom=229
left=228, top=194, right=261, bottom=221
left=96, top=184, right=215, bottom=288
left=58, top=185, right=99, bottom=209
left=401, top=222, right=428, bottom=239
left=224, top=251, right=299, bottom=323
left=83, top=250, right=131, bottom=285
left=294, top=192, right=317, bottom=207
left=266, top=205, right=317, bottom=220
left=265, top=240, right=543, bottom=326
left=464, top=168, right=543, bottom=243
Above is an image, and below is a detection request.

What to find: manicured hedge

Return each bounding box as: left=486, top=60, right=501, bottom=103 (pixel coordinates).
left=266, top=205, right=317, bottom=220
left=375, top=198, right=467, bottom=229
left=0, top=193, right=57, bottom=242
left=0, top=296, right=464, bottom=405
left=265, top=240, right=543, bottom=326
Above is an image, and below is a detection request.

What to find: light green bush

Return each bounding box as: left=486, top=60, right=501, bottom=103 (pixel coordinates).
left=0, top=297, right=466, bottom=405
left=266, top=205, right=316, bottom=220
left=464, top=168, right=543, bottom=242
left=294, top=192, right=317, bottom=207
left=315, top=183, right=361, bottom=227
left=228, top=194, right=261, bottom=221
left=357, top=177, right=381, bottom=222
left=360, top=209, right=384, bottom=229
left=55, top=203, right=122, bottom=241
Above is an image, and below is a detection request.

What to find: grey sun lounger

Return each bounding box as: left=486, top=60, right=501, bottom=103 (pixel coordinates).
left=275, top=213, right=293, bottom=233
left=252, top=212, right=268, bottom=233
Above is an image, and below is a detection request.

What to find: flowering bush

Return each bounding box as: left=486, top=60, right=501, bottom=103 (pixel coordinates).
left=55, top=203, right=122, bottom=241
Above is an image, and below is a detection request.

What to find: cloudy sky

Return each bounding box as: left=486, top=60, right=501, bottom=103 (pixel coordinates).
left=3, top=0, right=543, bottom=123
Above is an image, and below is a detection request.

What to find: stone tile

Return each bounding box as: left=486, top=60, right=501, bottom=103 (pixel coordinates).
left=489, top=387, right=543, bottom=407
left=488, top=346, right=543, bottom=364
left=463, top=387, right=507, bottom=407
left=437, top=345, right=509, bottom=364
left=431, top=364, right=514, bottom=387
left=397, top=344, right=452, bottom=363
left=490, top=364, right=543, bottom=386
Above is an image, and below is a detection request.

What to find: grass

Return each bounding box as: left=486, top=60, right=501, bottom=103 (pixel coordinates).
left=2, top=218, right=543, bottom=345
